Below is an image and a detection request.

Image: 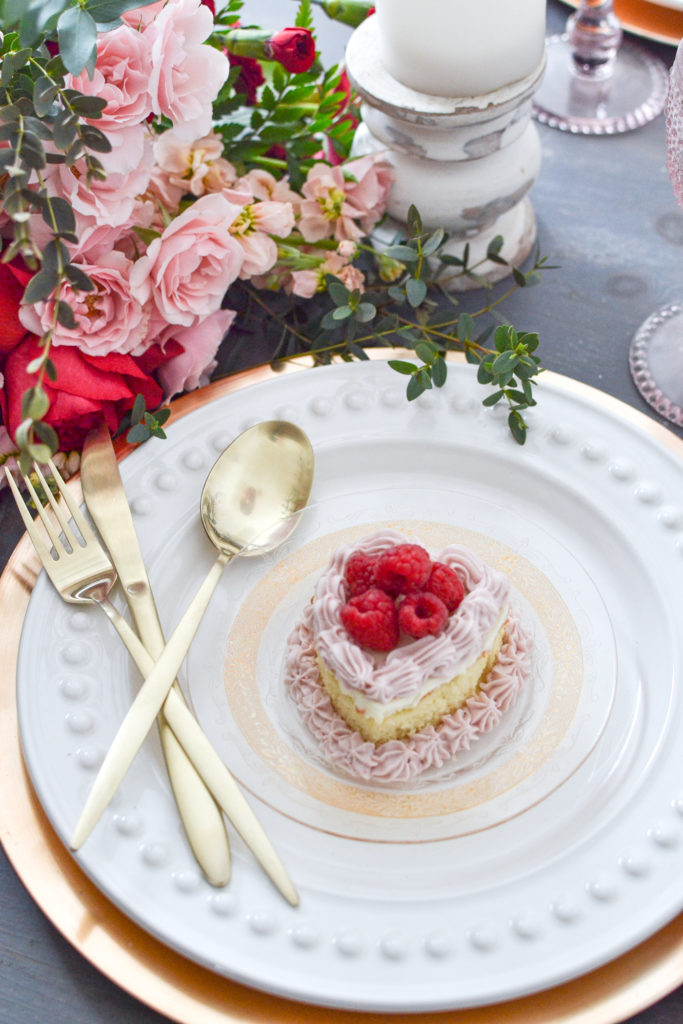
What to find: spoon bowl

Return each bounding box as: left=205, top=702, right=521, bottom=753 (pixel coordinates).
left=200, top=420, right=314, bottom=559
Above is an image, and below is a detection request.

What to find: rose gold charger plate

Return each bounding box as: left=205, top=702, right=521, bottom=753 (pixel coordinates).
left=2, top=355, right=683, bottom=1024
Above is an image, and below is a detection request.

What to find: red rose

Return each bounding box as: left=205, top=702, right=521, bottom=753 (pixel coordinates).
left=1, top=336, right=165, bottom=450
left=265, top=28, right=316, bottom=74
left=0, top=262, right=29, bottom=354
left=228, top=52, right=266, bottom=105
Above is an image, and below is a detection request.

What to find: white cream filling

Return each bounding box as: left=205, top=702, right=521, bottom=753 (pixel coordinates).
left=336, top=604, right=509, bottom=722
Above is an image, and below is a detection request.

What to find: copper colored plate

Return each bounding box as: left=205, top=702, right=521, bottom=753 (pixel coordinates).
left=2, top=355, right=683, bottom=1024
left=561, top=0, right=683, bottom=45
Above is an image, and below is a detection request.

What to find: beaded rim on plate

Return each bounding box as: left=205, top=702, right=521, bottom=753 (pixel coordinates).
left=629, top=303, right=683, bottom=428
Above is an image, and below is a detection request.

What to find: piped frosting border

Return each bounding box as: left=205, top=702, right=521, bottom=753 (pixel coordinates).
left=285, top=602, right=532, bottom=783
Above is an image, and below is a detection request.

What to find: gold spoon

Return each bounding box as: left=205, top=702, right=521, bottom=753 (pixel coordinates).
left=70, top=421, right=314, bottom=900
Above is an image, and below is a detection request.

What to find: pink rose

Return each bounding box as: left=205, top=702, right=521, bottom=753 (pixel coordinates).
left=155, top=308, right=236, bottom=398
left=67, top=24, right=153, bottom=132
left=122, top=1, right=166, bottom=28
left=129, top=193, right=244, bottom=327
left=146, top=0, right=230, bottom=140
left=19, top=252, right=151, bottom=358
left=39, top=141, right=154, bottom=239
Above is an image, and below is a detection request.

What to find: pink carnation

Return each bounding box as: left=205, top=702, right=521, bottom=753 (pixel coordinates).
left=146, top=0, right=230, bottom=140
left=155, top=309, right=236, bottom=398
left=19, top=252, right=151, bottom=358
left=129, top=192, right=244, bottom=327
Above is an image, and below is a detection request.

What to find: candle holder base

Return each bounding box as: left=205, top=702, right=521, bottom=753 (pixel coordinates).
left=345, top=16, right=545, bottom=291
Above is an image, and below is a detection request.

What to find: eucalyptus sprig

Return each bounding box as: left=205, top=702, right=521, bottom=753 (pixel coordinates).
left=233, top=204, right=552, bottom=444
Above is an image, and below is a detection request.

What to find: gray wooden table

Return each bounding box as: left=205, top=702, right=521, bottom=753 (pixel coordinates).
left=2, top=3, right=683, bottom=1021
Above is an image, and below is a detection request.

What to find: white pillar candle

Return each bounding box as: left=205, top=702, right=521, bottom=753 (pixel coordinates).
left=374, top=0, right=546, bottom=98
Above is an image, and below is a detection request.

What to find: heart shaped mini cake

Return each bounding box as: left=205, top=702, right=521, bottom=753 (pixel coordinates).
left=285, top=530, right=532, bottom=782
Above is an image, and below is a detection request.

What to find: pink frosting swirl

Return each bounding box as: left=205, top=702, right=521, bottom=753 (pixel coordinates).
left=284, top=599, right=532, bottom=783
left=312, top=530, right=511, bottom=705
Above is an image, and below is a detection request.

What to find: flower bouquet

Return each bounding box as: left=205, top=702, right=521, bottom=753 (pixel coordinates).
left=0, top=0, right=548, bottom=483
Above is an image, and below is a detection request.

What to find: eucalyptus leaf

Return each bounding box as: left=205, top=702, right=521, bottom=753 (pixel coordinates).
left=406, top=373, right=425, bottom=401
left=388, top=360, right=416, bottom=375
left=22, top=267, right=59, bottom=303
left=126, top=422, right=150, bottom=445
left=57, top=6, right=98, bottom=76
left=431, top=355, right=447, bottom=387
left=405, top=276, right=427, bottom=308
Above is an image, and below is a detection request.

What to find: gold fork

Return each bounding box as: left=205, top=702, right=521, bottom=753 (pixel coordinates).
left=5, top=459, right=232, bottom=886
left=5, top=460, right=299, bottom=905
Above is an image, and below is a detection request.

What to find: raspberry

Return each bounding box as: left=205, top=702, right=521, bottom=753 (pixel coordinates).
left=424, top=561, right=465, bottom=612
left=344, top=550, right=379, bottom=598
left=398, top=592, right=448, bottom=639
left=374, top=543, right=432, bottom=596
left=340, top=588, right=399, bottom=651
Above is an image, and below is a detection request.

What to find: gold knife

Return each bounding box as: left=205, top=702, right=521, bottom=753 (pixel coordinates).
left=80, top=421, right=232, bottom=887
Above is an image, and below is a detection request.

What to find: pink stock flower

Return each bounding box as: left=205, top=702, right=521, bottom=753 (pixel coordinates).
left=153, top=130, right=238, bottom=197
left=344, top=154, right=394, bottom=234
left=67, top=24, right=154, bottom=132
left=289, top=250, right=365, bottom=298
left=19, top=252, right=152, bottom=358
left=236, top=168, right=301, bottom=209
left=155, top=308, right=236, bottom=398
left=146, top=0, right=230, bottom=141
left=298, top=156, right=393, bottom=243
left=129, top=192, right=245, bottom=327
left=230, top=200, right=295, bottom=277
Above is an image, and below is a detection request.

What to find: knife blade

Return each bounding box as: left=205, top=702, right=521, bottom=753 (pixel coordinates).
left=80, top=421, right=231, bottom=888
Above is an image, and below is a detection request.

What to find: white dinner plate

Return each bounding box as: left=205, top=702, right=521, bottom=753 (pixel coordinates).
left=15, top=360, right=683, bottom=1012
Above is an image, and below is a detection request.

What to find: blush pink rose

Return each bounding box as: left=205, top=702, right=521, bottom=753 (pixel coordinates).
left=40, top=140, right=154, bottom=236
left=19, top=251, right=151, bottom=357
left=67, top=24, right=154, bottom=131
left=155, top=308, right=236, bottom=398
left=129, top=193, right=244, bottom=327
left=146, top=0, right=230, bottom=141
left=122, top=1, right=166, bottom=28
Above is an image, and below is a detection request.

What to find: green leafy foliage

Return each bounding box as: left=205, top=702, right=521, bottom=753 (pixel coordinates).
left=227, top=209, right=551, bottom=445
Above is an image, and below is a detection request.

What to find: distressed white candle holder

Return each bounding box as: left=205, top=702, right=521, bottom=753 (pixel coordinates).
left=346, top=16, right=546, bottom=290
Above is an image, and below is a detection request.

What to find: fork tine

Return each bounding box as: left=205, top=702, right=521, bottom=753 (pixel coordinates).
left=4, top=467, right=56, bottom=566
left=47, top=456, right=98, bottom=543
left=21, top=466, right=71, bottom=557
left=31, top=461, right=81, bottom=551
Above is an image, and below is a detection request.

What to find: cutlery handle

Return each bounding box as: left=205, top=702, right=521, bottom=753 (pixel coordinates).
left=70, top=555, right=228, bottom=851
left=90, top=597, right=298, bottom=906
left=127, top=587, right=231, bottom=888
